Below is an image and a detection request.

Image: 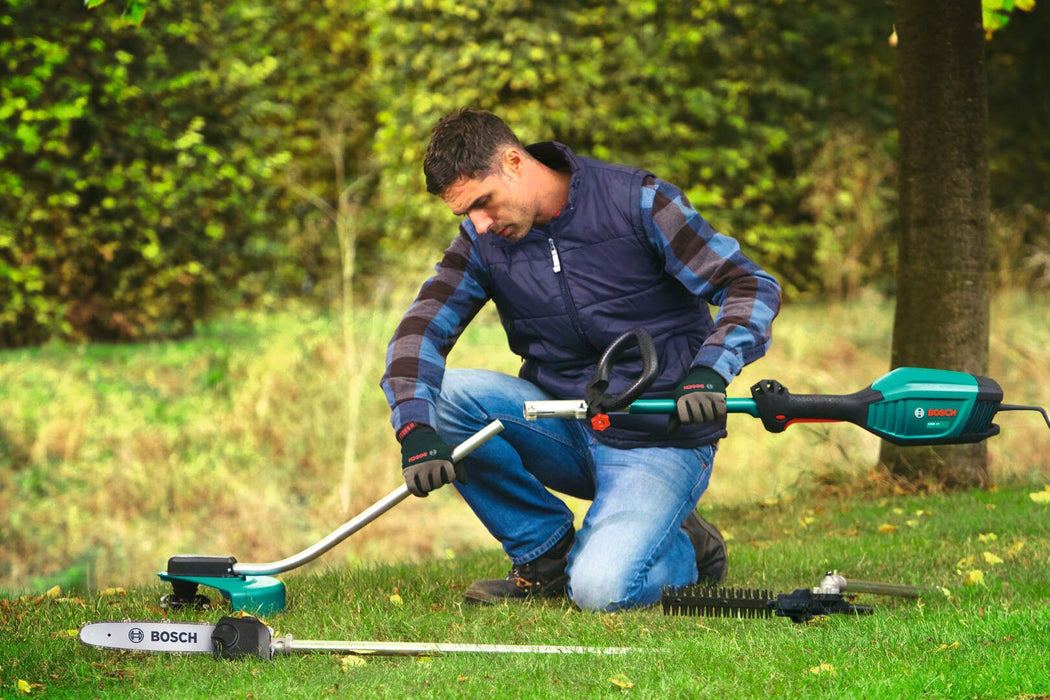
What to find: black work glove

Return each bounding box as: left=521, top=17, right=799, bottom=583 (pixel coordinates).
left=398, top=424, right=460, bottom=497
left=668, top=367, right=727, bottom=432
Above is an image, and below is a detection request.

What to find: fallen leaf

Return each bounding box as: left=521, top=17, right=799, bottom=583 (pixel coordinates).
left=1007, top=541, right=1025, bottom=556
left=982, top=552, right=1004, bottom=566
left=808, top=662, right=836, bottom=676
left=937, top=641, right=961, bottom=651
left=977, top=532, right=997, bottom=543
left=44, top=586, right=61, bottom=599
left=340, top=655, right=366, bottom=671
left=18, top=679, right=32, bottom=694
left=965, top=570, right=985, bottom=586
left=609, top=675, right=635, bottom=689
left=877, top=524, right=898, bottom=534
left=956, top=555, right=978, bottom=569
left=99, top=587, right=127, bottom=597
left=1029, top=488, right=1050, bottom=504
left=799, top=516, right=817, bottom=528
left=388, top=594, right=403, bottom=606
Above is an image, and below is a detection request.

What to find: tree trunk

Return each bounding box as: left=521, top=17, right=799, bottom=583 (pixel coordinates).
left=882, top=0, right=992, bottom=488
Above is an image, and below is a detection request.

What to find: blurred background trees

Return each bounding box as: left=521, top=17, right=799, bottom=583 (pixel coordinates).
left=2, top=0, right=1046, bottom=346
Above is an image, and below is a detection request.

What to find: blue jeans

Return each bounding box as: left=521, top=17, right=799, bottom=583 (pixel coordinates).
left=434, top=369, right=715, bottom=611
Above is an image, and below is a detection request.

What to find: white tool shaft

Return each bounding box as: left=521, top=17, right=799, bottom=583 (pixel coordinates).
left=235, top=420, right=504, bottom=576
left=523, top=400, right=589, bottom=420
left=275, top=637, right=633, bottom=656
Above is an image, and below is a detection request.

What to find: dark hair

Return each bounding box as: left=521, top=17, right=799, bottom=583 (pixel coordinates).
left=423, top=109, right=522, bottom=196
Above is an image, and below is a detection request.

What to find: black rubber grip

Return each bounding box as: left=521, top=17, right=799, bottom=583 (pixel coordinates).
left=750, top=379, right=882, bottom=433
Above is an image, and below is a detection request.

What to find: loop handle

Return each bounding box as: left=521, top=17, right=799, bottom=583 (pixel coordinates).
left=584, top=328, right=659, bottom=417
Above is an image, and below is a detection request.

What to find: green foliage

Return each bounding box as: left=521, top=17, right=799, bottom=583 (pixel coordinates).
left=0, top=0, right=292, bottom=344
left=983, top=0, right=1036, bottom=37
left=366, top=0, right=898, bottom=295
left=3, top=0, right=1048, bottom=344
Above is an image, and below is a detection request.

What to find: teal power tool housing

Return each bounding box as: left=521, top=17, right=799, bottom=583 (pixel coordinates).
left=524, top=328, right=1050, bottom=446
left=627, top=367, right=1024, bottom=446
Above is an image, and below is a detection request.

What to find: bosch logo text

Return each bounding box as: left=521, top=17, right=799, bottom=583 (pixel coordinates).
left=915, top=407, right=957, bottom=419
left=151, top=630, right=199, bottom=644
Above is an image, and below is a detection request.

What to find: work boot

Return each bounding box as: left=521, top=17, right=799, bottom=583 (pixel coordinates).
left=682, top=511, right=727, bottom=585
left=464, top=528, right=573, bottom=605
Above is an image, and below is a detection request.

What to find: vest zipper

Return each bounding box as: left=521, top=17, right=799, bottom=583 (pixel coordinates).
left=548, top=238, right=561, bottom=272
left=548, top=236, right=591, bottom=345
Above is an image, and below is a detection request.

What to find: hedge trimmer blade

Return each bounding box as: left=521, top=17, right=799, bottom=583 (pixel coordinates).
left=661, top=586, right=775, bottom=619
left=662, top=585, right=874, bottom=624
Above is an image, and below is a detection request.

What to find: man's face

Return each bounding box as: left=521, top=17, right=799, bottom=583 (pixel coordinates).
left=441, top=159, right=536, bottom=243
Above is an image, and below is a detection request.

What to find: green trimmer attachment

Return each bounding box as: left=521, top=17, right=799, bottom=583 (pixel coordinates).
left=158, top=421, right=504, bottom=614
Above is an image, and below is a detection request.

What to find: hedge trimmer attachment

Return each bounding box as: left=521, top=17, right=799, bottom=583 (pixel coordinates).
left=524, top=328, right=1050, bottom=446
left=662, top=571, right=936, bottom=624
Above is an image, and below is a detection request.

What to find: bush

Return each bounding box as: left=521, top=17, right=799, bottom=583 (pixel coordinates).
left=0, top=0, right=290, bottom=344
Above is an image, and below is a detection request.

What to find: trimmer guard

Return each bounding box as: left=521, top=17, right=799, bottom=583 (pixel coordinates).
left=159, top=555, right=286, bottom=614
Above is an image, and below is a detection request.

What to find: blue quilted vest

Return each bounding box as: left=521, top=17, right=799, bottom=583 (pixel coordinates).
left=473, top=142, right=723, bottom=448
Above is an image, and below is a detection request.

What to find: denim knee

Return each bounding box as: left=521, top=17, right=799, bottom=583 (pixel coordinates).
left=567, top=556, right=645, bottom=612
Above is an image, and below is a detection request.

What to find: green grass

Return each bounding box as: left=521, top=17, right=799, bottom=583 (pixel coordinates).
left=0, top=290, right=1048, bottom=696
left=3, top=486, right=1049, bottom=698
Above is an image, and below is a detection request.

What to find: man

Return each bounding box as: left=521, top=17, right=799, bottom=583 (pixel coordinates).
left=381, top=109, right=781, bottom=612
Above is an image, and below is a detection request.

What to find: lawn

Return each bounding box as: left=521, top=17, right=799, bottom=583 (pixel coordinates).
left=1, top=291, right=1048, bottom=697
left=3, top=486, right=1049, bottom=698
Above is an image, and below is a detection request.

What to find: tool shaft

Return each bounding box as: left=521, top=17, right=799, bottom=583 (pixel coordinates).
left=275, top=637, right=631, bottom=656
left=235, top=420, right=504, bottom=576
left=523, top=398, right=758, bottom=420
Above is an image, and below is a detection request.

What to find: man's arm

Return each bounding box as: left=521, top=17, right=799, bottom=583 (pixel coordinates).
left=639, top=177, right=782, bottom=385
left=380, top=226, right=491, bottom=434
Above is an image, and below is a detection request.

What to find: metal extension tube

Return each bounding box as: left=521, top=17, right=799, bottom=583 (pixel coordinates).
left=234, top=420, right=504, bottom=576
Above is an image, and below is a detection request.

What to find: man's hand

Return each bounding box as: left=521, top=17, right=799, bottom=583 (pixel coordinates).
left=670, top=367, right=727, bottom=431
left=398, top=424, right=460, bottom=497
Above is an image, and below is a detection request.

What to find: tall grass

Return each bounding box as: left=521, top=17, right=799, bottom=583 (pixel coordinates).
left=0, top=291, right=1047, bottom=595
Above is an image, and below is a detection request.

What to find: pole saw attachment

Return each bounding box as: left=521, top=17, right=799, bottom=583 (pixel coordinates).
left=523, top=328, right=1049, bottom=446
left=79, top=615, right=634, bottom=659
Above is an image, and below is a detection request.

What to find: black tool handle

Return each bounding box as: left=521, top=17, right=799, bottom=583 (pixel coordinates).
left=750, top=379, right=882, bottom=433
left=585, top=328, right=659, bottom=416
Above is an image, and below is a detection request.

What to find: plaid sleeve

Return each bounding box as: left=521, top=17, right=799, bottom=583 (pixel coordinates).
left=380, top=226, right=490, bottom=434
left=640, top=177, right=782, bottom=384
